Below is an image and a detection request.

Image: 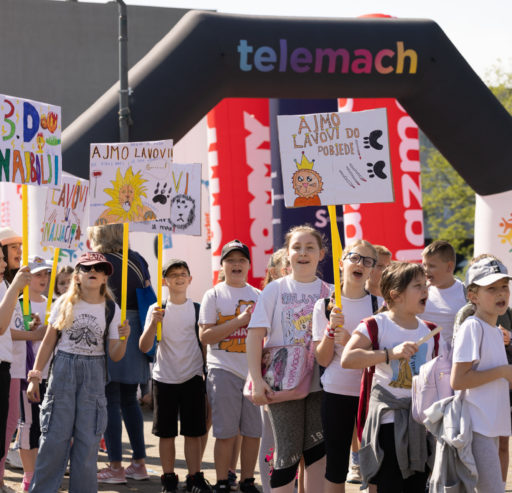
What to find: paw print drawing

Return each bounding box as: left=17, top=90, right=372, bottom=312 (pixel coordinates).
left=153, top=182, right=171, bottom=205
left=367, top=161, right=387, bottom=180
left=363, top=130, right=384, bottom=150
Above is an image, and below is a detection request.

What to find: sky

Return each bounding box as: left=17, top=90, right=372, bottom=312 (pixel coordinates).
left=76, top=0, right=512, bottom=82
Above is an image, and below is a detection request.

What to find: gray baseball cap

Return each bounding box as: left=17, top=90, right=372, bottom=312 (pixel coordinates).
left=465, top=257, right=512, bottom=287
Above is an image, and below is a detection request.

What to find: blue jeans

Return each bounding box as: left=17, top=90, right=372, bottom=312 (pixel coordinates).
left=104, top=382, right=146, bottom=462
left=30, top=351, right=107, bottom=493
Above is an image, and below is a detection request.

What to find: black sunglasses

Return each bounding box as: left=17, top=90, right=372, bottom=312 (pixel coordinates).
left=78, top=264, right=109, bottom=274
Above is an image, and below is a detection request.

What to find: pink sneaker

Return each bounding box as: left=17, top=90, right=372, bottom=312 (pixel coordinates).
left=97, top=465, right=127, bottom=484
left=125, top=461, right=150, bottom=480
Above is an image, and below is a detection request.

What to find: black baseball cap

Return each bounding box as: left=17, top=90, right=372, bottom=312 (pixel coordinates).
left=220, top=239, right=251, bottom=263
left=162, top=258, right=190, bottom=277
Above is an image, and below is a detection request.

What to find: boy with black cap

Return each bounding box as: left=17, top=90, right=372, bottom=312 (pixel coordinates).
left=199, top=240, right=261, bottom=493
left=140, top=259, right=210, bottom=493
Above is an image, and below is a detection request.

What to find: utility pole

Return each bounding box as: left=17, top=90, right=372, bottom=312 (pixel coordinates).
left=117, top=0, right=130, bottom=142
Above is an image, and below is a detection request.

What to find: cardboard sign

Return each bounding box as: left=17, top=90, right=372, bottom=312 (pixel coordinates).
left=277, top=108, right=394, bottom=207
left=41, top=176, right=89, bottom=249
left=89, top=140, right=173, bottom=226
left=0, top=94, right=61, bottom=186
left=131, top=163, right=202, bottom=236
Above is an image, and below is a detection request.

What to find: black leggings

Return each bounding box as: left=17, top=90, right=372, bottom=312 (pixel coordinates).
left=0, top=362, right=11, bottom=461
left=371, top=423, right=429, bottom=493
left=321, top=391, right=359, bottom=483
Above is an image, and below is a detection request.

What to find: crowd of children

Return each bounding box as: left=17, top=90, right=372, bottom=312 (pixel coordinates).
left=0, top=223, right=512, bottom=493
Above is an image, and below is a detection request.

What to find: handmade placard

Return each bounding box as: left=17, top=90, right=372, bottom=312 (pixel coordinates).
left=277, top=108, right=394, bottom=207
left=131, top=163, right=202, bottom=236
left=41, top=175, right=89, bottom=249
left=0, top=94, right=61, bottom=186
left=89, top=140, right=173, bottom=226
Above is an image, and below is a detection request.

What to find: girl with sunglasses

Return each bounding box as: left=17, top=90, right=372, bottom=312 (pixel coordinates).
left=312, top=240, right=378, bottom=493
left=26, top=252, right=130, bottom=492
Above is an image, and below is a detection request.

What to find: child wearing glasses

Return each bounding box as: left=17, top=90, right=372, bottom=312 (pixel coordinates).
left=312, top=240, right=378, bottom=492
left=26, top=252, right=130, bottom=492
left=140, top=258, right=211, bottom=493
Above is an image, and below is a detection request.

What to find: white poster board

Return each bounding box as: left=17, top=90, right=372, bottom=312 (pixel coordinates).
left=131, top=163, right=202, bottom=236
left=41, top=176, right=89, bottom=249
left=89, top=140, right=173, bottom=226
left=0, top=94, right=61, bottom=186
left=277, top=108, right=394, bottom=207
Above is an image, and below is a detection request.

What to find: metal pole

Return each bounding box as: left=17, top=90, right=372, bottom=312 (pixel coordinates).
left=117, top=0, right=130, bottom=142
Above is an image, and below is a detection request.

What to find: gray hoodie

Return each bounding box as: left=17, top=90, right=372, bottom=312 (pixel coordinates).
left=423, top=393, right=478, bottom=493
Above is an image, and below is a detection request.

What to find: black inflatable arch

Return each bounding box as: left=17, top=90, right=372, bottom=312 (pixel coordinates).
left=63, top=11, right=512, bottom=195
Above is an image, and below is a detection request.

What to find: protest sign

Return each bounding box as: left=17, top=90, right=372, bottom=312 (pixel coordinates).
left=0, top=94, right=61, bottom=186
left=41, top=176, right=89, bottom=249
left=131, top=163, right=202, bottom=236
left=277, top=108, right=393, bottom=208
left=89, top=139, right=173, bottom=226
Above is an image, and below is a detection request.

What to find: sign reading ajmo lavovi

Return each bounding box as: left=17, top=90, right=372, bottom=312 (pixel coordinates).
left=277, top=108, right=394, bottom=208
left=0, top=94, right=61, bottom=186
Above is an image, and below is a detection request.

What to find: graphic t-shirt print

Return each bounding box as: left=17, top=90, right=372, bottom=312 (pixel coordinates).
left=281, top=291, right=322, bottom=346
left=389, top=343, right=428, bottom=389
left=217, top=299, right=255, bottom=353
left=67, top=312, right=104, bottom=353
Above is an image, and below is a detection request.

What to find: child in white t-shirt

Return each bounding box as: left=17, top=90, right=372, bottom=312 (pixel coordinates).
left=420, top=240, right=466, bottom=349
left=140, top=258, right=211, bottom=493
left=342, top=262, right=435, bottom=493
left=199, top=240, right=260, bottom=493
left=451, top=256, right=512, bottom=493
left=26, top=252, right=129, bottom=492
left=312, top=240, right=378, bottom=490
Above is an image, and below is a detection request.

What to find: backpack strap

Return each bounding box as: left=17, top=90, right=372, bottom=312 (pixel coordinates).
left=193, top=302, right=207, bottom=376
left=423, top=320, right=440, bottom=357
left=103, top=299, right=116, bottom=380
left=356, top=316, right=379, bottom=442
left=324, top=297, right=331, bottom=320
left=370, top=294, right=379, bottom=314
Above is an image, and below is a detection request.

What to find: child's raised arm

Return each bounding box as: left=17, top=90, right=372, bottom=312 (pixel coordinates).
left=139, top=305, right=163, bottom=353
left=199, top=306, right=252, bottom=346
left=341, top=331, right=419, bottom=369
left=314, top=306, right=347, bottom=367
left=0, top=266, right=31, bottom=334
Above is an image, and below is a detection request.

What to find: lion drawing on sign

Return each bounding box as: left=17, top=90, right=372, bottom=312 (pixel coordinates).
left=95, top=167, right=157, bottom=225
left=292, top=152, right=324, bottom=207
left=169, top=194, right=196, bottom=230
left=218, top=300, right=255, bottom=353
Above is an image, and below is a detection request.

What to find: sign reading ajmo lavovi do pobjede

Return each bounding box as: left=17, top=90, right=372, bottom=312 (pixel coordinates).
left=0, top=94, right=61, bottom=186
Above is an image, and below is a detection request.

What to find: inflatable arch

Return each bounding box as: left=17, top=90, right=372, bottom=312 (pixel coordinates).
left=63, top=11, right=512, bottom=196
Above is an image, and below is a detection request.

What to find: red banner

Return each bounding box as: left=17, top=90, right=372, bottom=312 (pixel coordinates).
left=207, top=98, right=272, bottom=287
left=339, top=98, right=424, bottom=261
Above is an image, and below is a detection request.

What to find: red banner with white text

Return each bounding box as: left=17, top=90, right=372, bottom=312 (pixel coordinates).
left=207, top=99, right=272, bottom=287
left=339, top=98, right=424, bottom=261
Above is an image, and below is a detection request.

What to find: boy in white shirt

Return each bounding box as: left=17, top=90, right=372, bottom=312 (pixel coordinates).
left=420, top=240, right=466, bottom=349
left=140, top=259, right=210, bottom=493
left=199, top=240, right=261, bottom=493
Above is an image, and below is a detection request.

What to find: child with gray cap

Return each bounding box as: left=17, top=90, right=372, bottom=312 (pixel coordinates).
left=451, top=255, right=512, bottom=493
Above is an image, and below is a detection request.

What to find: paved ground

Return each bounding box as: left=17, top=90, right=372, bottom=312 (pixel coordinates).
left=4, top=405, right=512, bottom=492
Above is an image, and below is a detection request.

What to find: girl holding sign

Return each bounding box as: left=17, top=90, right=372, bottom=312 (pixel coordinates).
left=247, top=225, right=331, bottom=493
left=312, top=240, right=378, bottom=493
left=26, top=252, right=130, bottom=492
left=341, top=262, right=435, bottom=493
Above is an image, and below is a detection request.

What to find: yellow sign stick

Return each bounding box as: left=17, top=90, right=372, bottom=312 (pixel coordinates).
left=45, top=248, right=60, bottom=325
left=157, top=234, right=163, bottom=341
left=120, top=222, right=129, bottom=339
left=22, top=185, right=29, bottom=316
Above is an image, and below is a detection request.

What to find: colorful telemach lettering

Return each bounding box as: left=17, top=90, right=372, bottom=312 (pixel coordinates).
left=41, top=176, right=89, bottom=250
left=277, top=108, right=394, bottom=208
left=89, top=140, right=174, bottom=226
left=131, top=163, right=202, bottom=236
left=0, top=94, right=61, bottom=186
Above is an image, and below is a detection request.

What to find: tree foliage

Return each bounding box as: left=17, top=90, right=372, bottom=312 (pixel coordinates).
left=421, top=62, right=512, bottom=263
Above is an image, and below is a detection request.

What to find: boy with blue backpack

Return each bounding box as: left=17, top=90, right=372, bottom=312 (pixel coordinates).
left=139, top=259, right=210, bottom=493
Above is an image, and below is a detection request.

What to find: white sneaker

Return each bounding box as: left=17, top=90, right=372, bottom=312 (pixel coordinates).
left=5, top=448, right=23, bottom=470
left=346, top=463, right=362, bottom=484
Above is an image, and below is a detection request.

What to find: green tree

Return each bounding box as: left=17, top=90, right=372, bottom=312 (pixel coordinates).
left=421, top=62, right=512, bottom=265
